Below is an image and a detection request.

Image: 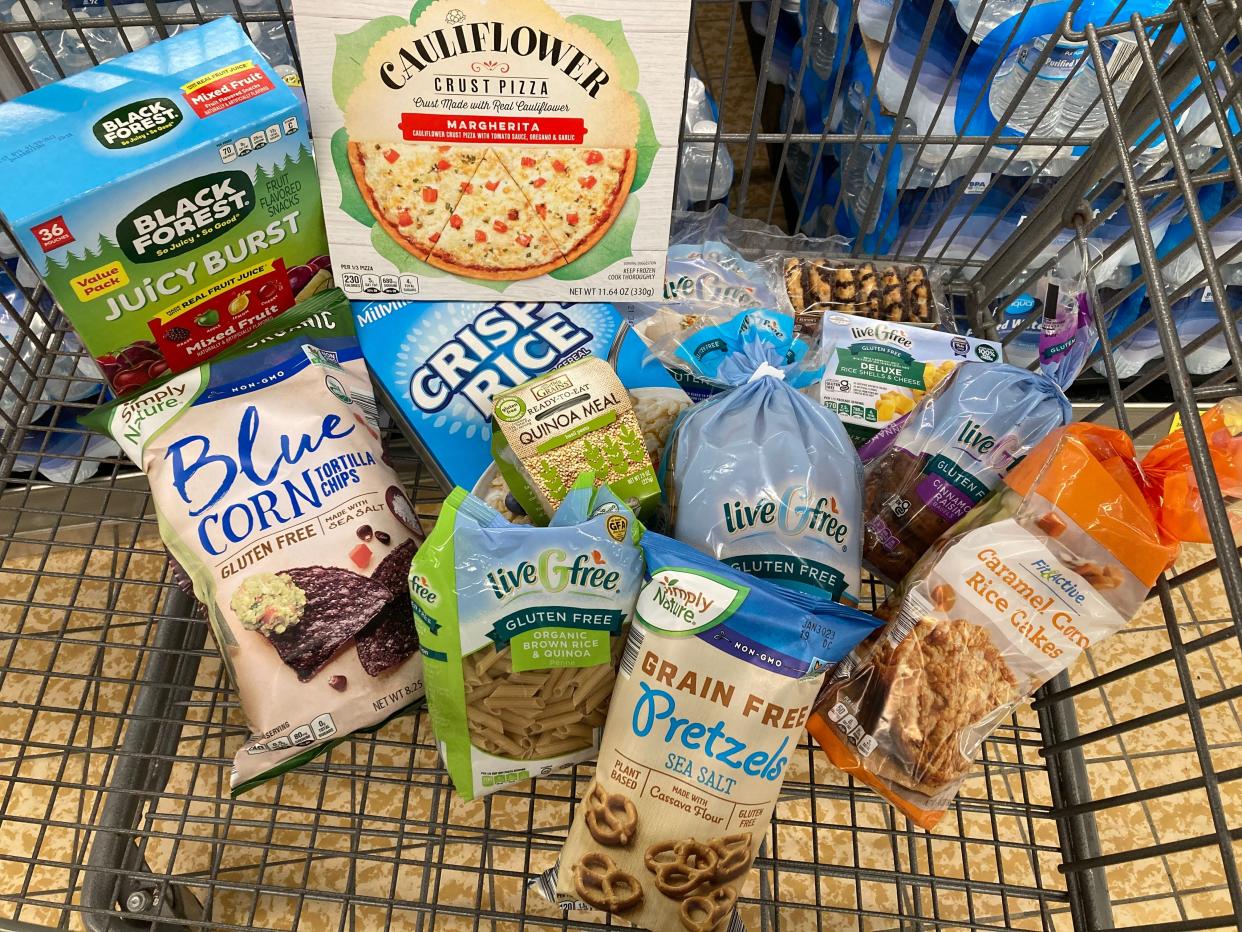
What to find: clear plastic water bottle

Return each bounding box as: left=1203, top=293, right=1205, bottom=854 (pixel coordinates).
left=1060, top=37, right=1139, bottom=135
left=2, top=0, right=57, bottom=23
left=807, top=0, right=837, bottom=78
left=989, top=38, right=1084, bottom=134
left=994, top=290, right=1043, bottom=368
left=952, top=0, right=1025, bottom=43
left=12, top=34, right=58, bottom=84
left=750, top=0, right=770, bottom=34
left=679, top=119, right=733, bottom=209
left=72, top=7, right=156, bottom=60
left=248, top=19, right=296, bottom=67
left=764, top=0, right=803, bottom=85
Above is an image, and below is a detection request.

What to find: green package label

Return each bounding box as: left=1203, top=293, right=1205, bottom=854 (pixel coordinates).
left=927, top=453, right=990, bottom=502
left=721, top=554, right=848, bottom=601
left=835, top=345, right=927, bottom=390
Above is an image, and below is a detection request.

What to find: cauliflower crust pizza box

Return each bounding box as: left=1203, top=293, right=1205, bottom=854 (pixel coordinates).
left=0, top=18, right=331, bottom=396
left=295, top=0, right=691, bottom=301
left=351, top=298, right=689, bottom=522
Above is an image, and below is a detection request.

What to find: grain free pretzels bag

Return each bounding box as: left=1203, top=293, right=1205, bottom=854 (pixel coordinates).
left=810, top=424, right=1180, bottom=829
left=544, top=533, right=881, bottom=930
left=410, top=475, right=643, bottom=800
left=84, top=290, right=425, bottom=793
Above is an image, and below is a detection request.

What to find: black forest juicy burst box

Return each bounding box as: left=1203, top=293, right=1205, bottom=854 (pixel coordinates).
left=294, top=0, right=691, bottom=301
left=0, top=18, right=331, bottom=395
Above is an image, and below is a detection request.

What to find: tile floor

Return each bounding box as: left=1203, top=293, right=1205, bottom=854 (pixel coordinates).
left=1, top=501, right=1239, bottom=929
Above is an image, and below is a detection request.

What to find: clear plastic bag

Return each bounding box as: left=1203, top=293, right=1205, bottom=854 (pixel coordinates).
left=810, top=424, right=1179, bottom=829
left=859, top=361, right=1073, bottom=583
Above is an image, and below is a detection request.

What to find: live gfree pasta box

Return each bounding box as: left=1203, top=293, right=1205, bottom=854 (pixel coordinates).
left=296, top=0, right=692, bottom=301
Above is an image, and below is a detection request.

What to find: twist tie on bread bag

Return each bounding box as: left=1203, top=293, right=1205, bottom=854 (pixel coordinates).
left=660, top=327, right=863, bottom=606
left=809, top=423, right=1180, bottom=830
left=409, top=472, right=643, bottom=801
left=858, top=361, right=1074, bottom=584
left=637, top=307, right=822, bottom=402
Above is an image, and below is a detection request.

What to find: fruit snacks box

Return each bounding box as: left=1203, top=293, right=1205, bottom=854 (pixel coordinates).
left=352, top=299, right=689, bottom=521
left=0, top=18, right=330, bottom=395
left=295, top=0, right=691, bottom=302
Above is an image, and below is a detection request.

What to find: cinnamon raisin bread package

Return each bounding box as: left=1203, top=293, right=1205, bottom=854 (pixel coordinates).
left=859, top=362, right=1073, bottom=584
left=809, top=424, right=1179, bottom=829
left=544, top=533, right=881, bottom=930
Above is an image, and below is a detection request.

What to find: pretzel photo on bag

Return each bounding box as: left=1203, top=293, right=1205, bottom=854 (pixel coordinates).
left=584, top=781, right=639, bottom=847
left=680, top=886, right=739, bottom=932
left=572, top=852, right=644, bottom=913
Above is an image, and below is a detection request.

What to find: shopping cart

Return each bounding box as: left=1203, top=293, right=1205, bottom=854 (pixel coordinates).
left=0, top=0, right=1239, bottom=928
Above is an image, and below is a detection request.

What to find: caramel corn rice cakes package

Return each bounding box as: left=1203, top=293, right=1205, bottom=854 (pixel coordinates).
left=810, top=424, right=1180, bottom=829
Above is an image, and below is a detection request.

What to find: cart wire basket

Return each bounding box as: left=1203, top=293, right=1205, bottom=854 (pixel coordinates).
left=0, top=0, right=1240, bottom=927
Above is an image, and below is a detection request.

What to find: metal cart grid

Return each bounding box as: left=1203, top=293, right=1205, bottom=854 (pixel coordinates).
left=0, top=0, right=1240, bottom=928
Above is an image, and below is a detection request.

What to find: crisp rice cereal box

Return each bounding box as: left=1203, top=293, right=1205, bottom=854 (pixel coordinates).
left=295, top=0, right=691, bottom=301
left=351, top=299, right=688, bottom=522
left=0, top=18, right=331, bottom=395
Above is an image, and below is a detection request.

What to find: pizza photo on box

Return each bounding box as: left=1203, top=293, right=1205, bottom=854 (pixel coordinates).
left=347, top=141, right=636, bottom=280
left=297, top=0, right=688, bottom=300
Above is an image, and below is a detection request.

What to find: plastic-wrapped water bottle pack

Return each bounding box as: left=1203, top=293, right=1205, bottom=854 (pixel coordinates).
left=4, top=0, right=296, bottom=86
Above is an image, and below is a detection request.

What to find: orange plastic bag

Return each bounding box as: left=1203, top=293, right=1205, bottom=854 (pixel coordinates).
left=1142, top=398, right=1242, bottom=544
left=809, top=424, right=1178, bottom=829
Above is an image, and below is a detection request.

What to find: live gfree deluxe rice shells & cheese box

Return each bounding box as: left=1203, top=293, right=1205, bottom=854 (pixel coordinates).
left=0, top=18, right=331, bottom=395
left=296, top=0, right=691, bottom=300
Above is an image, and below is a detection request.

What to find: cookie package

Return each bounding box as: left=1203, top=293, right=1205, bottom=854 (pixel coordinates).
left=663, top=345, right=863, bottom=606
left=781, top=257, right=948, bottom=339
left=351, top=298, right=688, bottom=524
left=544, top=533, right=882, bottom=930
left=83, top=289, right=426, bottom=793
left=409, top=476, right=642, bottom=800
left=808, top=424, right=1181, bottom=828
left=0, top=17, right=330, bottom=397
left=859, top=361, right=1073, bottom=584
left=491, top=356, right=662, bottom=523
left=296, top=0, right=691, bottom=300
left=818, top=312, right=1003, bottom=446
